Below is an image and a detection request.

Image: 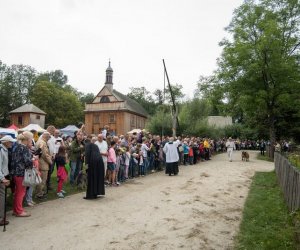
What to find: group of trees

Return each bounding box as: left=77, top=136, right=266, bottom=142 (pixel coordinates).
left=207, top=0, right=300, bottom=143
left=0, top=61, right=94, bottom=128
left=131, top=0, right=300, bottom=143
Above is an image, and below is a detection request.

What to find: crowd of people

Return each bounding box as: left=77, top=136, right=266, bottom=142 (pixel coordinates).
left=1, top=123, right=275, bottom=226
left=0, top=124, right=220, bottom=225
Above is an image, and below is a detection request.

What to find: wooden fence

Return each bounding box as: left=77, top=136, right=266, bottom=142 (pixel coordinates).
left=274, top=152, right=300, bottom=212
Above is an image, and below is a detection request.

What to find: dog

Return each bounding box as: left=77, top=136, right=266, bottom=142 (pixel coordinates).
left=76, top=170, right=87, bottom=190
left=242, top=151, right=249, bottom=161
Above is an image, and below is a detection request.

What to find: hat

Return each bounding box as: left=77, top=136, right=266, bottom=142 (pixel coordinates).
left=0, top=135, right=17, bottom=143
left=229, top=137, right=232, bottom=140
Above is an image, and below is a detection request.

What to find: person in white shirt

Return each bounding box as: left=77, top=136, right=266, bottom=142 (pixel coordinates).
left=102, top=125, right=109, bottom=139
left=226, top=137, right=236, bottom=162
left=44, top=126, right=56, bottom=191
left=163, top=137, right=179, bottom=176
left=95, top=134, right=108, bottom=181
left=141, top=138, right=150, bottom=175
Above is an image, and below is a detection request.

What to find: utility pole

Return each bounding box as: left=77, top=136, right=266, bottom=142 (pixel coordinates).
left=162, top=59, right=179, bottom=137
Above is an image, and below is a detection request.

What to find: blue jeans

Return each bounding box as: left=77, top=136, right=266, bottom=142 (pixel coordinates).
left=149, top=153, right=155, bottom=171
left=139, top=164, right=145, bottom=176
left=143, top=157, right=149, bottom=175
left=26, top=186, right=33, bottom=203
left=70, top=160, right=82, bottom=184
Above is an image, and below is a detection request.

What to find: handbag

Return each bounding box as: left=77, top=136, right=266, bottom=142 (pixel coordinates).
left=23, top=168, right=41, bottom=186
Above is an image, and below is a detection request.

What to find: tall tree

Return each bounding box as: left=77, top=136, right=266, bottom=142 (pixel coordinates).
left=37, top=70, right=68, bottom=86
left=30, top=81, right=84, bottom=127
left=216, top=0, right=300, bottom=143
left=0, top=61, right=37, bottom=126
left=127, top=87, right=157, bottom=115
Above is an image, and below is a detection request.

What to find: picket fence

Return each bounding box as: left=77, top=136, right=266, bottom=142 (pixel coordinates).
left=274, top=152, right=300, bottom=212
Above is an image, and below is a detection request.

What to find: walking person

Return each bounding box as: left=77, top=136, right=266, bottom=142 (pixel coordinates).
left=0, top=135, right=16, bottom=226
left=163, top=137, right=179, bottom=176
left=226, top=137, right=236, bottom=162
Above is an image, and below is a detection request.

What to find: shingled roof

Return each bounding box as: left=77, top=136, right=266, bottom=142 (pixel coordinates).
left=9, top=104, right=46, bottom=115
left=112, top=89, right=148, bottom=117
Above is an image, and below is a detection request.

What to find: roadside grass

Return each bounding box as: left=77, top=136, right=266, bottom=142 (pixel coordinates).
left=257, top=153, right=273, bottom=162
left=234, top=171, right=297, bottom=250
left=6, top=163, right=84, bottom=211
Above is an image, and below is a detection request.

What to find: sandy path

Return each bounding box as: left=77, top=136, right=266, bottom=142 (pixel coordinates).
left=1, top=151, right=273, bottom=250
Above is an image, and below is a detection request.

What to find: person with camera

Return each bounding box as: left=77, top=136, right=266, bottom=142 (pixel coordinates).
left=0, top=135, right=16, bottom=225
left=69, top=131, right=85, bottom=185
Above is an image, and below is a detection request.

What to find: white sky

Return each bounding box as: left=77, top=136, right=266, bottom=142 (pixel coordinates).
left=0, top=0, right=243, bottom=99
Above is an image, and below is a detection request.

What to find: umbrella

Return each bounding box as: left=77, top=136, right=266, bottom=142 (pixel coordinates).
left=7, top=124, right=19, bottom=130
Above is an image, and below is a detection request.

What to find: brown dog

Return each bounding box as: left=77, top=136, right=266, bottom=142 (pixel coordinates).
left=242, top=151, right=249, bottom=161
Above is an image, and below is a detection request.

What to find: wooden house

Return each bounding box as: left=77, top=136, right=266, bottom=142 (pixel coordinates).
left=10, top=104, right=46, bottom=128
left=84, top=62, right=148, bottom=135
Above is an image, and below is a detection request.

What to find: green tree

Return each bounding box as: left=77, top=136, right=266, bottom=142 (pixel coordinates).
left=216, top=0, right=300, bottom=143
left=30, top=81, right=84, bottom=127
left=127, top=87, right=157, bottom=115
left=37, top=70, right=68, bottom=86
left=0, top=61, right=37, bottom=126
left=146, top=105, right=173, bottom=136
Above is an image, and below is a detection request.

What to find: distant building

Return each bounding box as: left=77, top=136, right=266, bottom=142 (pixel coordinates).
left=9, top=104, right=46, bottom=128
left=207, top=116, right=232, bottom=128
left=84, top=62, right=148, bottom=135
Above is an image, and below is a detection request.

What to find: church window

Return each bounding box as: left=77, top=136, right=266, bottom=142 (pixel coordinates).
left=94, top=115, right=100, bottom=123
left=130, top=115, right=135, bottom=126
left=109, top=114, right=116, bottom=123
left=100, top=96, right=110, bottom=103
left=18, top=116, right=23, bottom=125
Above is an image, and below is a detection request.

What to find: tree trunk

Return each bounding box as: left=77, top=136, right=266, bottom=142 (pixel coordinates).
left=269, top=114, right=276, bottom=159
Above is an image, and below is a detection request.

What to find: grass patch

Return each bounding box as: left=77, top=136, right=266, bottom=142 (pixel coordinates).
left=257, top=153, right=273, bottom=162
left=235, top=171, right=297, bottom=250
left=288, top=153, right=300, bottom=170
left=6, top=163, right=85, bottom=210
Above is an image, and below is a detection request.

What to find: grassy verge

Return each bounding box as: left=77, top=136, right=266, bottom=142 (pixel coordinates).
left=6, top=163, right=84, bottom=210
left=257, top=153, right=273, bottom=162
left=235, top=171, right=297, bottom=249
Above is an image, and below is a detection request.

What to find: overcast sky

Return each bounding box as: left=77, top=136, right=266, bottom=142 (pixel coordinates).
left=0, top=0, right=243, bottom=99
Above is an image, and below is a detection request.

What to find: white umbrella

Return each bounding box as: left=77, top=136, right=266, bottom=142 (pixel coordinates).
left=127, top=128, right=141, bottom=134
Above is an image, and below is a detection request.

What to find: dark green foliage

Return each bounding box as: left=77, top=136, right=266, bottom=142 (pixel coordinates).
left=30, top=81, right=84, bottom=128
left=0, top=61, right=36, bottom=126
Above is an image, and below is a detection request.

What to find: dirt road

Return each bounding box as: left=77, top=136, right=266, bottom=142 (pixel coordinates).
left=1, top=151, right=273, bottom=250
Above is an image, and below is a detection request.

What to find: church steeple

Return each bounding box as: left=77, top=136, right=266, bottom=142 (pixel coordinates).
left=105, top=60, right=113, bottom=91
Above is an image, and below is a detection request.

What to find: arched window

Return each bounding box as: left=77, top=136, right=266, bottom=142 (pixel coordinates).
left=100, top=96, right=110, bottom=103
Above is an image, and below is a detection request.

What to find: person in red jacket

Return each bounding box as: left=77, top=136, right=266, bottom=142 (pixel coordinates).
left=188, top=144, right=194, bottom=165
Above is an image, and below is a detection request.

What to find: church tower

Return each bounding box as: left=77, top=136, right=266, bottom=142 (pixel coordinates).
left=105, top=60, right=113, bottom=92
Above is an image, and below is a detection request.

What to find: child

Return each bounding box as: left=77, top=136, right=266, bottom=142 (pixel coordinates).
left=115, top=149, right=121, bottom=185
left=139, top=150, right=144, bottom=176
left=188, top=143, right=194, bottom=165
left=55, top=146, right=68, bottom=198
left=183, top=141, right=189, bottom=165
left=124, top=146, right=130, bottom=180
left=107, top=141, right=117, bottom=186
left=118, top=149, right=126, bottom=182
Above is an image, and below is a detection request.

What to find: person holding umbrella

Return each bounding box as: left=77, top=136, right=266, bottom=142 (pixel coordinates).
left=0, top=135, right=16, bottom=226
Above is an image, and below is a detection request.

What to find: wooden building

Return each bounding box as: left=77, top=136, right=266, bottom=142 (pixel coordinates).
left=10, top=104, right=46, bottom=128
left=84, top=62, right=148, bottom=135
